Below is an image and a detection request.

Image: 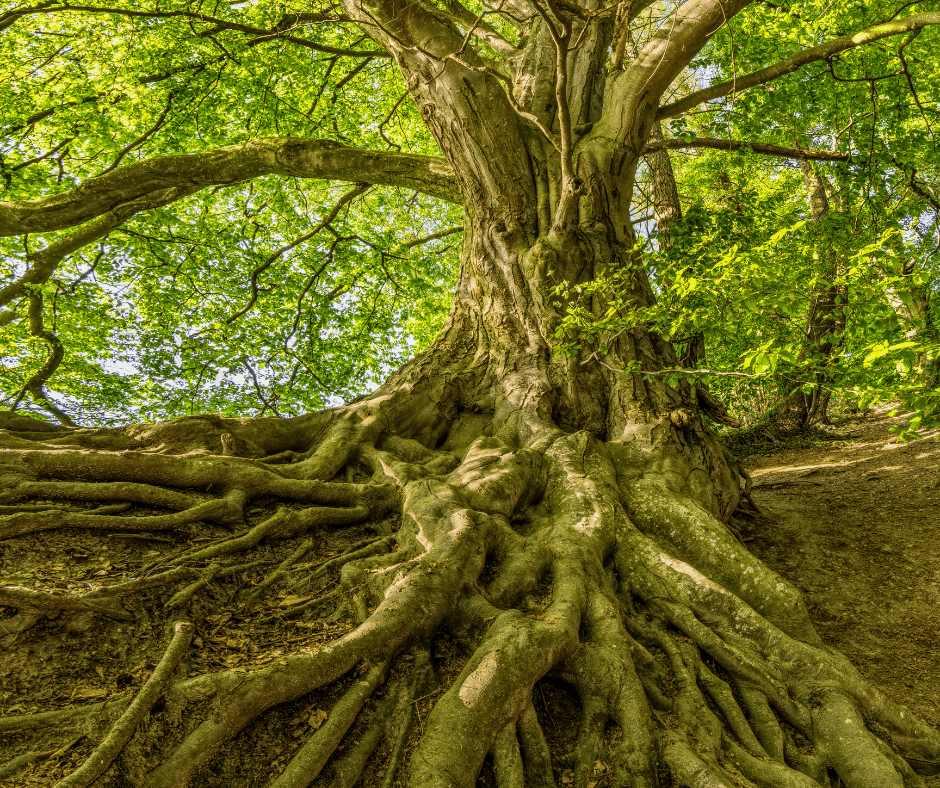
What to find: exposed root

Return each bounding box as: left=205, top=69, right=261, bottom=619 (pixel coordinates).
left=283, top=536, right=395, bottom=596
left=0, top=480, right=205, bottom=513
left=165, top=564, right=224, bottom=610
left=492, top=722, right=525, bottom=788
left=82, top=559, right=267, bottom=601
left=0, top=749, right=55, bottom=780
left=0, top=499, right=236, bottom=541
left=0, top=696, right=132, bottom=736
left=0, top=586, right=132, bottom=634
left=697, top=662, right=767, bottom=759
left=271, top=662, right=388, bottom=788
left=721, top=738, right=820, bottom=788
left=379, top=652, right=433, bottom=788
left=0, top=503, right=130, bottom=515
left=2, top=399, right=938, bottom=788
left=240, top=537, right=316, bottom=604
left=53, top=622, right=193, bottom=788
left=329, top=671, right=408, bottom=788
left=516, top=702, right=557, bottom=788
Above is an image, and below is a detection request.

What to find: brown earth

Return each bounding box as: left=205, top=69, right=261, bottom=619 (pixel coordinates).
left=742, top=406, right=940, bottom=749
left=1, top=406, right=938, bottom=786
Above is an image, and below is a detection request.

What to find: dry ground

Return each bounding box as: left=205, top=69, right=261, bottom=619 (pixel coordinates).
left=743, top=406, right=940, bottom=738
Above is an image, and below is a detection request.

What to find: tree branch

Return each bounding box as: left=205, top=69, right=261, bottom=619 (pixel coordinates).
left=10, top=290, right=76, bottom=426
left=226, top=183, right=371, bottom=324
left=658, top=11, right=940, bottom=120
left=405, top=225, right=462, bottom=248
left=0, top=138, right=461, bottom=238
left=0, top=5, right=389, bottom=58
left=643, top=137, right=850, bottom=161
left=339, top=0, right=537, bottom=219
left=596, top=0, right=754, bottom=145
left=438, top=0, right=518, bottom=57
left=0, top=186, right=198, bottom=309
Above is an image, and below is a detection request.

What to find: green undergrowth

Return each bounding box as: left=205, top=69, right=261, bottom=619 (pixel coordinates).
left=719, top=418, right=852, bottom=458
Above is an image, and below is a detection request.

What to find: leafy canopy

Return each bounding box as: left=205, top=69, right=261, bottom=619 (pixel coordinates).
left=1, top=0, right=938, bottom=429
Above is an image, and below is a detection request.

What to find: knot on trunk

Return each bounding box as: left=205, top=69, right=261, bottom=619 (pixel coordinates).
left=669, top=407, right=697, bottom=429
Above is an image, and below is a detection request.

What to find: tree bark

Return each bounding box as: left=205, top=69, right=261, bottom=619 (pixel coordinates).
left=2, top=3, right=939, bottom=786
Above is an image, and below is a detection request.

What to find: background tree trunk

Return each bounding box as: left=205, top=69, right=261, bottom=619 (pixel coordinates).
left=644, top=122, right=737, bottom=428
left=777, top=159, right=846, bottom=427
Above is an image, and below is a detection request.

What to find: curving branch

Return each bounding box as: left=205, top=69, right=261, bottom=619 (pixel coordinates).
left=0, top=138, right=461, bottom=238
left=438, top=0, right=518, bottom=57
left=644, top=137, right=851, bottom=161
left=658, top=11, right=940, bottom=120
left=405, top=225, right=462, bottom=248
left=9, top=290, right=76, bottom=426
left=597, top=0, right=754, bottom=143
left=0, top=186, right=198, bottom=309
left=0, top=5, right=388, bottom=58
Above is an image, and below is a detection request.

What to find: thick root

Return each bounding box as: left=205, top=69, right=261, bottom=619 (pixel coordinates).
left=54, top=622, right=194, bottom=788
left=1, top=402, right=938, bottom=788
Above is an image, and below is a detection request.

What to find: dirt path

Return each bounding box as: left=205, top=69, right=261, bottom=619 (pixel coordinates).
left=743, top=406, right=940, bottom=743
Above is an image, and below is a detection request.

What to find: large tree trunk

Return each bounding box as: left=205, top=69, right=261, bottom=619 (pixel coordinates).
left=2, top=3, right=940, bottom=786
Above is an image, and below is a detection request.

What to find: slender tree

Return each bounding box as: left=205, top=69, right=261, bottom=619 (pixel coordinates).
left=777, top=157, right=846, bottom=427
left=2, top=1, right=940, bottom=786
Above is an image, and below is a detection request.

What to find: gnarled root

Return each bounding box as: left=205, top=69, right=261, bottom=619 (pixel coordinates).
left=1, top=401, right=938, bottom=788
left=54, top=622, right=194, bottom=788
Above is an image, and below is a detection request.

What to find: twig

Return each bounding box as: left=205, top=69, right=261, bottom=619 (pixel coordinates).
left=405, top=226, right=462, bottom=248
left=226, top=183, right=370, bottom=324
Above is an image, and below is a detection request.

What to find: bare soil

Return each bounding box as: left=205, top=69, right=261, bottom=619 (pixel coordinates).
left=743, top=406, right=940, bottom=737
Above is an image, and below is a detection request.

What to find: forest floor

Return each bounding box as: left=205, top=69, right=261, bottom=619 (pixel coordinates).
left=741, top=405, right=940, bottom=743
left=1, top=405, right=938, bottom=786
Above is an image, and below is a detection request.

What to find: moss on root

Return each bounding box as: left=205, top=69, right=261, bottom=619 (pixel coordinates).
left=1, top=395, right=938, bottom=788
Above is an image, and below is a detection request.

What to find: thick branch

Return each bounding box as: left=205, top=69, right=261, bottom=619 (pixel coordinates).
left=598, top=0, right=753, bottom=141
left=438, top=0, right=518, bottom=57
left=658, top=11, right=940, bottom=119
left=339, top=0, right=536, bottom=222
left=0, top=185, right=197, bottom=309
left=0, top=138, right=461, bottom=237
left=644, top=137, right=850, bottom=161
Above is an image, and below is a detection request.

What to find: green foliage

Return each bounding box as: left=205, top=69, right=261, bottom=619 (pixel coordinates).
left=550, top=0, right=940, bottom=435
left=0, top=0, right=458, bottom=423
left=2, top=0, right=939, bottom=431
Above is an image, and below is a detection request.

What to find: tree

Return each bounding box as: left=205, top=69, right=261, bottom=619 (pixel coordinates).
left=2, top=0, right=940, bottom=785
